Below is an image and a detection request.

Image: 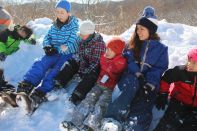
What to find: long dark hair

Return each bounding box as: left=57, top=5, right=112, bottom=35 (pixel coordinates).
left=128, top=25, right=160, bottom=62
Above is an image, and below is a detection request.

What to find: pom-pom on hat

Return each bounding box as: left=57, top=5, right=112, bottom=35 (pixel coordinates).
left=137, top=6, right=158, bottom=34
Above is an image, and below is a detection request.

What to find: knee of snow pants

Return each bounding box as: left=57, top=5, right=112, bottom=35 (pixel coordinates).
left=72, top=68, right=100, bottom=101
left=37, top=54, right=73, bottom=93
left=56, top=58, right=79, bottom=87
left=105, top=73, right=139, bottom=122
left=23, top=54, right=61, bottom=86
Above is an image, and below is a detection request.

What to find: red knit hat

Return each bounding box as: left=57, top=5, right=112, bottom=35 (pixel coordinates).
left=188, top=48, right=197, bottom=62
left=107, top=37, right=126, bottom=55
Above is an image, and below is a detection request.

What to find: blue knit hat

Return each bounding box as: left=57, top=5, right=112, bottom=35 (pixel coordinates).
left=137, top=6, right=158, bottom=34
left=55, top=0, right=71, bottom=13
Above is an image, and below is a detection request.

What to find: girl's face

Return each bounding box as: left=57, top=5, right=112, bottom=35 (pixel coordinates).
left=187, top=59, right=197, bottom=72
left=136, top=25, right=150, bottom=41
left=105, top=48, right=116, bottom=59
left=56, top=8, right=70, bottom=23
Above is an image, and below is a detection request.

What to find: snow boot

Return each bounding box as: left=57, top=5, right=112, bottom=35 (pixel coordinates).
left=0, top=90, right=17, bottom=107
left=59, top=121, right=92, bottom=131
left=69, top=91, right=83, bottom=105
left=59, top=121, right=80, bottom=131
left=101, top=118, right=122, bottom=131
left=17, top=81, right=34, bottom=95
left=0, top=81, right=17, bottom=108
left=16, top=89, right=46, bottom=114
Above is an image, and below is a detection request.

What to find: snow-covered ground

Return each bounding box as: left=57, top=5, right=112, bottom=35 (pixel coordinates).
left=0, top=17, right=196, bottom=131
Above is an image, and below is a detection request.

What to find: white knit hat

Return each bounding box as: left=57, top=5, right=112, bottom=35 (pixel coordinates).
left=79, top=20, right=95, bottom=35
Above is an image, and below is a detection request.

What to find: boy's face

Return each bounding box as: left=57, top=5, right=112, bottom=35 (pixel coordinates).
left=105, top=48, right=116, bottom=59
left=56, top=8, right=70, bottom=23
left=17, top=27, right=28, bottom=39
left=79, top=34, right=90, bottom=40
left=187, top=59, right=197, bottom=72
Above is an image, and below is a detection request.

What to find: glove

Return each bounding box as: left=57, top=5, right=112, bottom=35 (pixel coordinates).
left=155, top=93, right=168, bottom=110
left=143, top=83, right=155, bottom=95
left=122, top=48, right=134, bottom=63
left=43, top=46, right=57, bottom=56
left=29, top=38, right=36, bottom=45
left=0, top=53, right=6, bottom=61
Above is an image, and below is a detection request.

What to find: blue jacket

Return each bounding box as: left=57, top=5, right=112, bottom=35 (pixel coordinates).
left=43, top=16, right=79, bottom=55
left=127, top=40, right=169, bottom=89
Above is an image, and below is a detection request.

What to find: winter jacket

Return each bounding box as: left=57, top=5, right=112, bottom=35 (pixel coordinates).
left=0, top=29, right=28, bottom=55
left=78, top=33, right=106, bottom=75
left=0, top=7, right=12, bottom=32
left=160, top=65, right=197, bottom=107
left=43, top=16, right=79, bottom=55
left=127, top=40, right=168, bottom=90
left=97, top=54, right=127, bottom=90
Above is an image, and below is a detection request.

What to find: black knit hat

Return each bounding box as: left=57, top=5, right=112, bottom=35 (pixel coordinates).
left=136, top=17, right=158, bottom=35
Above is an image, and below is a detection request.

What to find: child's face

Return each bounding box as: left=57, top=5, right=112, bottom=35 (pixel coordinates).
left=136, top=25, right=150, bottom=41
left=17, top=28, right=28, bottom=39
left=79, top=34, right=90, bottom=40
left=56, top=8, right=70, bottom=23
left=187, top=59, right=197, bottom=72
left=105, top=48, right=116, bottom=59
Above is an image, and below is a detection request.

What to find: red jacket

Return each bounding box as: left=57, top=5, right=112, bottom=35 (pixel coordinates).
left=97, top=54, right=127, bottom=90
left=160, top=65, right=197, bottom=107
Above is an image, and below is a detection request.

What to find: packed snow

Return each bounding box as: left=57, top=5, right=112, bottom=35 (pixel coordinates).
left=0, top=17, right=196, bottom=131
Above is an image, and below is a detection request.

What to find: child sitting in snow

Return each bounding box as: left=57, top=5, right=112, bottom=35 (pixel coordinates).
left=59, top=37, right=127, bottom=131
left=14, top=0, right=79, bottom=113
left=56, top=20, right=105, bottom=104
left=154, top=48, right=197, bottom=131
left=0, top=25, right=34, bottom=107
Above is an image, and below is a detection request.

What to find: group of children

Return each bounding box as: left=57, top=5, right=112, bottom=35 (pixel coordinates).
left=0, top=1, right=197, bottom=131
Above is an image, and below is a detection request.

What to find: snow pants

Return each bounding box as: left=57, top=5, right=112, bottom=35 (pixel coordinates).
left=69, top=84, right=112, bottom=130
left=23, top=54, right=73, bottom=93
left=105, top=71, right=156, bottom=131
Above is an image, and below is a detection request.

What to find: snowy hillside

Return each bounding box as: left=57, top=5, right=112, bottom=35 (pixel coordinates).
left=0, top=17, right=196, bottom=131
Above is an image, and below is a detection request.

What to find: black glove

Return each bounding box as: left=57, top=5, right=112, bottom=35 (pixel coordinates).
left=0, top=53, right=6, bottom=61
left=29, top=38, right=36, bottom=45
left=43, top=46, right=57, bottom=56
left=155, top=93, right=168, bottom=110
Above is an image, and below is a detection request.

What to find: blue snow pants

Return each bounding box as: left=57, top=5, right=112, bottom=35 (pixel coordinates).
left=23, top=54, right=73, bottom=93
left=105, top=72, right=140, bottom=121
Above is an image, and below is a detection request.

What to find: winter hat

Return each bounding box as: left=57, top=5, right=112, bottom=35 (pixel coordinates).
left=142, top=6, right=157, bottom=19
left=137, top=6, right=158, bottom=34
left=188, top=48, right=197, bottom=62
left=55, top=0, right=71, bottom=13
left=79, top=20, right=95, bottom=35
left=107, top=38, right=126, bottom=55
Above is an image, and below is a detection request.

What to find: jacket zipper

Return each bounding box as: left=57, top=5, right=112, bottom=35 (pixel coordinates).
left=140, top=40, right=149, bottom=72
left=6, top=40, right=17, bottom=49
left=192, top=76, right=197, bottom=106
